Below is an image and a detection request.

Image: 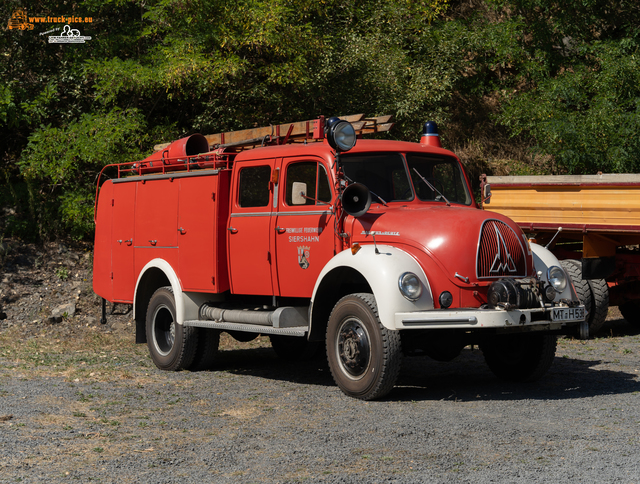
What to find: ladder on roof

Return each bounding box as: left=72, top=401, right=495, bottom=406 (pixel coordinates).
left=153, top=114, right=393, bottom=152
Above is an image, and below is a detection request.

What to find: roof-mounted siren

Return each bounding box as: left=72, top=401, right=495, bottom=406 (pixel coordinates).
left=324, top=117, right=357, bottom=153
left=135, top=134, right=210, bottom=173
left=420, top=121, right=441, bottom=148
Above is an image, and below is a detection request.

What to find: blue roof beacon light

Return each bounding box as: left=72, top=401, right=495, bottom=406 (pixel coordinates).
left=420, top=120, right=442, bottom=148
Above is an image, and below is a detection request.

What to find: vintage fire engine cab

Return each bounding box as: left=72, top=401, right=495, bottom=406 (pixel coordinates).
left=93, top=115, right=585, bottom=400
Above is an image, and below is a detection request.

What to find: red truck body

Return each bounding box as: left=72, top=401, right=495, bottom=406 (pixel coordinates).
left=93, top=115, right=584, bottom=400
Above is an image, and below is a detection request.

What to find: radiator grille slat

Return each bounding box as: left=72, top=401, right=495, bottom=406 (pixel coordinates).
left=477, top=220, right=527, bottom=278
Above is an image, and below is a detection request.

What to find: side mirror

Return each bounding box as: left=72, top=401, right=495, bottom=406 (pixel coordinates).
left=483, top=183, right=491, bottom=204
left=479, top=174, right=491, bottom=206
left=292, top=182, right=307, bottom=205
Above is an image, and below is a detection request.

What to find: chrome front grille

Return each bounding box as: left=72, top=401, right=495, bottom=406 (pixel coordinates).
left=477, top=219, right=527, bottom=279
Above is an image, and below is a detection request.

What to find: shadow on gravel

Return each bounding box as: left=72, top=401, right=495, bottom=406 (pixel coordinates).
left=211, top=347, right=336, bottom=388
left=205, top=323, right=640, bottom=403
left=594, top=317, right=640, bottom=338
left=392, top=353, right=640, bottom=403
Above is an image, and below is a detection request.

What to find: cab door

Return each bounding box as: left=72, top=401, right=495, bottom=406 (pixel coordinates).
left=227, top=160, right=276, bottom=295
left=274, top=157, right=336, bottom=298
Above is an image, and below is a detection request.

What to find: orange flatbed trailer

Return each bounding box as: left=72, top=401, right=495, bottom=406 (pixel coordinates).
left=485, top=174, right=640, bottom=334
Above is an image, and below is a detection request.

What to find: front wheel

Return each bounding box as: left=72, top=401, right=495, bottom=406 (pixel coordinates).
left=326, top=293, right=402, bottom=400
left=146, top=287, right=198, bottom=371
left=480, top=333, right=557, bottom=382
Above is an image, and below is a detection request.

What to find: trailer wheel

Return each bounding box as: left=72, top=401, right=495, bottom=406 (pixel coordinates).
left=146, top=287, right=198, bottom=371
left=561, top=260, right=593, bottom=339
left=480, top=333, right=557, bottom=382
left=269, top=335, right=322, bottom=361
left=619, top=302, right=640, bottom=327
left=326, top=293, right=401, bottom=400
left=587, top=278, right=609, bottom=334
left=189, top=328, right=221, bottom=371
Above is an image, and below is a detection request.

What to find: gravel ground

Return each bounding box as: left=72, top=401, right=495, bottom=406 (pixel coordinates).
left=1, top=241, right=640, bottom=483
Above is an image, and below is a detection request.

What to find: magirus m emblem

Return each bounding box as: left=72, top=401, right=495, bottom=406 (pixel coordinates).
left=489, top=223, right=517, bottom=274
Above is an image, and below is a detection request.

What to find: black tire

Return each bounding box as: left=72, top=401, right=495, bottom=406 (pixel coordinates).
left=561, top=259, right=593, bottom=339
left=269, top=335, right=322, bottom=361
left=145, top=287, right=198, bottom=371
left=190, top=328, right=221, bottom=371
left=619, top=302, right=640, bottom=327
left=326, top=293, right=402, bottom=400
left=480, top=333, right=557, bottom=382
left=587, top=277, right=609, bottom=334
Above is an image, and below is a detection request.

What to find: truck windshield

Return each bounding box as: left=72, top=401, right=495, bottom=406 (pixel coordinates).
left=341, top=152, right=471, bottom=205
left=406, top=153, right=472, bottom=205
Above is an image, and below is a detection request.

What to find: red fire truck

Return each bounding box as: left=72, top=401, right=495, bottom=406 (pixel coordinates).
left=93, top=115, right=585, bottom=400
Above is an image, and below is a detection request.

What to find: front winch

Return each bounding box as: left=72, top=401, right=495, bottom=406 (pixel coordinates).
left=487, top=278, right=540, bottom=310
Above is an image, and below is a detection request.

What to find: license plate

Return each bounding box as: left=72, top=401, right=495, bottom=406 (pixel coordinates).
left=552, top=306, right=585, bottom=322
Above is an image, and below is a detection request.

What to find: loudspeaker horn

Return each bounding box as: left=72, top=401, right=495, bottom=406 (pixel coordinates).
left=341, top=183, right=372, bottom=218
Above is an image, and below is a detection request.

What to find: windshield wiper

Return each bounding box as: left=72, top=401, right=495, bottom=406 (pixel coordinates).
left=370, top=190, right=388, bottom=206
left=412, top=168, right=450, bottom=206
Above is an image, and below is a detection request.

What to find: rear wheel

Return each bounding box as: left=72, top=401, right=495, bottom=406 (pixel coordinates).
left=326, top=293, right=402, bottom=400
left=480, top=333, right=557, bottom=382
left=587, top=277, right=609, bottom=334
left=190, top=328, right=221, bottom=371
left=562, top=259, right=609, bottom=338
left=146, top=287, right=198, bottom=371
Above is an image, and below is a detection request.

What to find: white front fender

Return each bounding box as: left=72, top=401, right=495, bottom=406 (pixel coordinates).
left=311, top=245, right=434, bottom=330
left=530, top=243, right=579, bottom=302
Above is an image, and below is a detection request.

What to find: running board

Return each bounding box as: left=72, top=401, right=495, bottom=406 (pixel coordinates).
left=183, top=320, right=308, bottom=337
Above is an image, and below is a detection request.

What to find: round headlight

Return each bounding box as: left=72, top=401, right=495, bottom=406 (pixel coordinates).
left=399, top=272, right=422, bottom=301
left=325, top=117, right=356, bottom=152
left=547, top=265, right=567, bottom=293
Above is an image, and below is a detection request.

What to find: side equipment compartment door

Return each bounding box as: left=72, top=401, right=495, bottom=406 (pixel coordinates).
left=111, top=180, right=136, bottom=303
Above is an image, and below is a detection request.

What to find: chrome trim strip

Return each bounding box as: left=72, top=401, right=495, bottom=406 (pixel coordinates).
left=230, top=210, right=332, bottom=217
left=230, top=212, right=275, bottom=217
left=402, top=317, right=478, bottom=325
left=277, top=210, right=332, bottom=216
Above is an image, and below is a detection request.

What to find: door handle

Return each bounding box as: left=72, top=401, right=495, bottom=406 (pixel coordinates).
left=275, top=226, right=286, bottom=234
left=149, top=240, right=157, bottom=246
left=178, top=227, right=186, bottom=235
left=228, top=227, right=238, bottom=234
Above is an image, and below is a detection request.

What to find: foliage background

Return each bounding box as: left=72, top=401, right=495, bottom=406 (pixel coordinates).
left=1, top=0, right=639, bottom=241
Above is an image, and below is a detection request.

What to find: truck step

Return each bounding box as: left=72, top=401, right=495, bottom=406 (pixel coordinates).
left=183, top=320, right=308, bottom=337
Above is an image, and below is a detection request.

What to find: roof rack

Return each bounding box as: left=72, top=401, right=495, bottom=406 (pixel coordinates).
left=153, top=114, right=393, bottom=152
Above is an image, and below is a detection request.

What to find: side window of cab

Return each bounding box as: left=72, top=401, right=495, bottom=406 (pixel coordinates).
left=285, top=161, right=332, bottom=206
left=238, top=165, right=271, bottom=207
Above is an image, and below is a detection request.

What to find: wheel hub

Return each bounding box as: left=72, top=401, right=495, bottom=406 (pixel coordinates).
left=153, top=304, right=176, bottom=356
left=337, top=319, right=370, bottom=378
